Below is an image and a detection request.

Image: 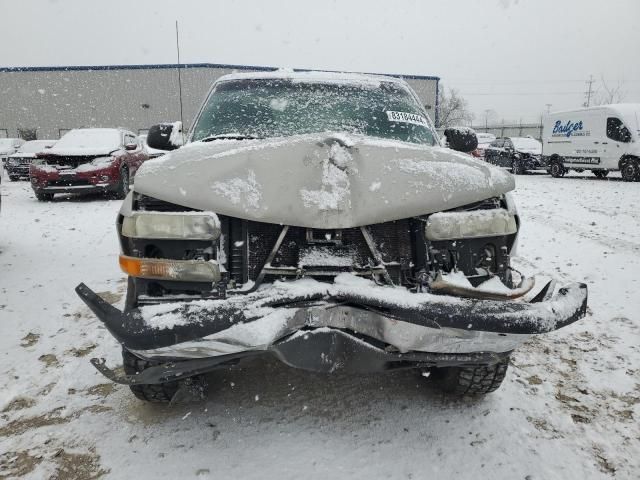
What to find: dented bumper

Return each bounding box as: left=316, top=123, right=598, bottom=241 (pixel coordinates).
left=77, top=280, right=587, bottom=373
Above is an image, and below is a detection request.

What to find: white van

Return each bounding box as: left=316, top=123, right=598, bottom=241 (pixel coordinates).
left=542, top=104, right=640, bottom=181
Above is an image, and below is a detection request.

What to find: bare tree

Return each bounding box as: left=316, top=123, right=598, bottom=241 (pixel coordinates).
left=593, top=76, right=626, bottom=105
left=436, top=85, right=474, bottom=128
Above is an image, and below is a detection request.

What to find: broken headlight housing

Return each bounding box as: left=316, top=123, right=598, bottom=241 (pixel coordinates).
left=425, top=208, right=517, bottom=241
left=122, top=212, right=221, bottom=240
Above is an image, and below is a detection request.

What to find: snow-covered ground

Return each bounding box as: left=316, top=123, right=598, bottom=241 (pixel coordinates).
left=1, top=172, right=638, bottom=479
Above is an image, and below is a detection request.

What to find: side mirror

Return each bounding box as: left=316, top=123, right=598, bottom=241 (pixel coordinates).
left=147, top=122, right=184, bottom=151
left=125, top=143, right=137, bottom=151
left=444, top=127, right=478, bottom=153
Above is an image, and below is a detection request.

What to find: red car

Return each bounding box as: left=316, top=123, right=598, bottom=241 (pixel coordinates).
left=30, top=128, right=149, bottom=201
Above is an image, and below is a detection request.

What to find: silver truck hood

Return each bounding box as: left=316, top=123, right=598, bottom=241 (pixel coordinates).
left=133, top=133, right=515, bottom=229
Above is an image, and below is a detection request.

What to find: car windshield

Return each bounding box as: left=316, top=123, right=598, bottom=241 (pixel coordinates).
left=511, top=137, right=541, bottom=151
left=16, top=141, right=54, bottom=153
left=192, top=78, right=436, bottom=145
left=54, top=129, right=121, bottom=151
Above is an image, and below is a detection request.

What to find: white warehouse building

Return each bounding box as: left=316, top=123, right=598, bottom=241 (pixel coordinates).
left=0, top=63, right=440, bottom=140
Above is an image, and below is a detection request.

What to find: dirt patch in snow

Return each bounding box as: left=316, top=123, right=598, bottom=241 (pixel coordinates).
left=0, top=405, right=112, bottom=438
left=0, top=407, right=68, bottom=438
left=0, top=447, right=109, bottom=480
left=20, top=332, right=40, bottom=348
left=85, top=383, right=117, bottom=398
left=0, top=450, right=44, bottom=478
left=2, top=396, right=36, bottom=413
left=66, top=343, right=97, bottom=357
left=38, top=353, right=60, bottom=368
left=49, top=448, right=109, bottom=480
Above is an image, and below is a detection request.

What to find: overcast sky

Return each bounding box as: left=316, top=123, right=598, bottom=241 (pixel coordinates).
left=3, top=0, right=640, bottom=124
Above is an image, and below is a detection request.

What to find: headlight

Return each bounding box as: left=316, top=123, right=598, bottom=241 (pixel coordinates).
left=121, top=212, right=221, bottom=240
left=425, top=208, right=517, bottom=241
left=90, top=156, right=115, bottom=166
left=7, top=158, right=18, bottom=166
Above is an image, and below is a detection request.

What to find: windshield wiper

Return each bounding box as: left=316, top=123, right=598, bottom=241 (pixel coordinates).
left=200, top=134, right=260, bottom=142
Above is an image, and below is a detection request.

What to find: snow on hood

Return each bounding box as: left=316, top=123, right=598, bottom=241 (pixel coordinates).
left=133, top=133, right=515, bottom=229
left=46, top=128, right=121, bottom=156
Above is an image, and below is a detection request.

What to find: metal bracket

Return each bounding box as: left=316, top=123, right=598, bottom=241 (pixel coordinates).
left=244, top=225, right=289, bottom=293
left=359, top=226, right=394, bottom=285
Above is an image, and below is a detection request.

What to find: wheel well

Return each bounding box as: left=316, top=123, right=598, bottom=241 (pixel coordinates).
left=550, top=154, right=562, bottom=163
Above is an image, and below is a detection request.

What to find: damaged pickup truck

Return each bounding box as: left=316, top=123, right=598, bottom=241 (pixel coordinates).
left=77, top=71, right=588, bottom=403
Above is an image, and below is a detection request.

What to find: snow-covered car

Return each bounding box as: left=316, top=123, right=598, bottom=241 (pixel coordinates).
left=485, top=137, right=545, bottom=174
left=76, top=71, right=588, bottom=403
left=29, top=128, right=149, bottom=201
left=0, top=137, right=25, bottom=166
left=5, top=139, right=56, bottom=181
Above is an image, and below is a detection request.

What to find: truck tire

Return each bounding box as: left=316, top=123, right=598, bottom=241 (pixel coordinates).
left=122, top=349, right=181, bottom=402
left=122, top=349, right=207, bottom=403
left=620, top=158, right=640, bottom=182
left=35, top=191, right=54, bottom=202
left=592, top=170, right=608, bottom=179
left=549, top=159, right=565, bottom=178
left=113, top=166, right=130, bottom=199
left=431, top=356, right=510, bottom=396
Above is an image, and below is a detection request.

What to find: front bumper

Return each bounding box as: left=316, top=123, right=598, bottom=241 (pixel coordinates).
left=6, top=164, right=30, bottom=177
left=522, top=156, right=547, bottom=170
left=30, top=164, right=119, bottom=194
left=77, top=280, right=587, bottom=378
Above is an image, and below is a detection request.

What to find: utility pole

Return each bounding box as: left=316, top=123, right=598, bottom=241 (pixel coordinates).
left=484, top=109, right=490, bottom=131
left=584, top=75, right=595, bottom=107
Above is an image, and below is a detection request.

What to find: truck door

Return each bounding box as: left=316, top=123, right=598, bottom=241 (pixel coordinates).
left=605, top=117, right=632, bottom=169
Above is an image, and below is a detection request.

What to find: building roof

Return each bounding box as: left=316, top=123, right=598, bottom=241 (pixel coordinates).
left=0, top=63, right=439, bottom=81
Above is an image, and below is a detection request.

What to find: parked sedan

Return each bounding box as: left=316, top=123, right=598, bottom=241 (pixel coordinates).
left=5, top=140, right=57, bottom=181
left=29, top=128, right=149, bottom=201
left=485, top=137, right=545, bottom=174
left=0, top=138, right=25, bottom=166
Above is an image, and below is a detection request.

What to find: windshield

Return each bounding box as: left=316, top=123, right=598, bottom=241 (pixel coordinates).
left=511, top=137, right=542, bottom=151
left=54, top=129, right=121, bottom=151
left=192, top=79, right=436, bottom=145
left=16, top=140, right=54, bottom=153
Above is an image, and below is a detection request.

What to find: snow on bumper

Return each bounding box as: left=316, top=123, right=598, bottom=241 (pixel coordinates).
left=76, top=276, right=588, bottom=361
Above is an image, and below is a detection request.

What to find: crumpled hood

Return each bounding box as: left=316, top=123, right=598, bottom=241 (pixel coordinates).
left=133, top=133, right=515, bottom=229
left=516, top=147, right=542, bottom=155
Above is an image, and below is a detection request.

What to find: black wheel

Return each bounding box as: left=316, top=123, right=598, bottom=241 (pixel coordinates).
left=431, top=356, right=510, bottom=396
left=113, top=166, right=130, bottom=199
left=511, top=158, right=525, bottom=175
left=8, top=175, right=19, bottom=182
left=549, top=159, right=565, bottom=178
left=592, top=170, right=609, bottom=179
left=620, top=158, right=640, bottom=182
left=35, top=191, right=54, bottom=202
left=122, top=349, right=207, bottom=403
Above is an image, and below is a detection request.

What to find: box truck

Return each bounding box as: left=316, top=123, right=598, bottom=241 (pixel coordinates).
left=542, top=104, right=640, bottom=181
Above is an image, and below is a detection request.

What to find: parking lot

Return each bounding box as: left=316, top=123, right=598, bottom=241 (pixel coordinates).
left=1, top=171, right=638, bottom=479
